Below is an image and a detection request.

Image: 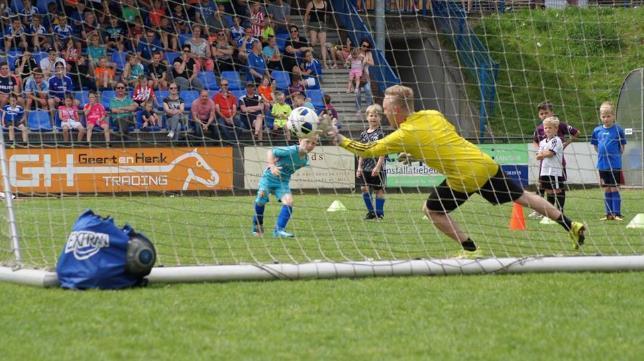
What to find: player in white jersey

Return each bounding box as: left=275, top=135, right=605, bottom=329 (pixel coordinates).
left=536, top=116, right=565, bottom=212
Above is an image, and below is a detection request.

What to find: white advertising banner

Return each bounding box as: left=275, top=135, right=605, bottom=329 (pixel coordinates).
left=528, top=143, right=599, bottom=185
left=244, top=146, right=355, bottom=189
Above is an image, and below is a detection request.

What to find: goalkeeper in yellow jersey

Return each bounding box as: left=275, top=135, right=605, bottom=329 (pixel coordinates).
left=326, top=85, right=586, bottom=256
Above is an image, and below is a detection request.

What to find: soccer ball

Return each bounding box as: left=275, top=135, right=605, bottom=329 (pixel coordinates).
left=287, top=107, right=319, bottom=138
left=125, top=232, right=156, bottom=277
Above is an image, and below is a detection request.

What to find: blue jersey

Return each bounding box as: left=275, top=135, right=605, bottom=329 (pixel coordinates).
left=2, top=104, right=25, bottom=123
left=262, top=145, right=309, bottom=184
left=591, top=124, right=626, bottom=170
left=48, top=75, right=74, bottom=99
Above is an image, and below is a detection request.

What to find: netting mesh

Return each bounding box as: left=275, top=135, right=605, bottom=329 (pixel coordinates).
left=0, top=1, right=642, bottom=270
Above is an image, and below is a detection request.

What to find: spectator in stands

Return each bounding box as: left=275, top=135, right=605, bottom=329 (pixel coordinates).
left=127, top=17, right=145, bottom=50
left=191, top=89, right=218, bottom=140
left=18, top=0, right=38, bottom=25
left=47, top=62, right=74, bottom=113
left=196, top=0, right=223, bottom=32
left=0, top=0, right=14, bottom=19
left=271, top=90, right=291, bottom=141
left=27, top=15, right=49, bottom=51
left=287, top=73, right=305, bottom=103
left=320, top=93, right=340, bottom=129
left=40, top=48, right=66, bottom=79
left=172, top=45, right=203, bottom=91
left=23, top=67, right=48, bottom=110
left=211, top=29, right=235, bottom=73
left=230, top=16, right=244, bottom=42
left=80, top=10, right=101, bottom=41
left=346, top=47, right=364, bottom=93
left=213, top=79, right=242, bottom=141
left=141, top=101, right=161, bottom=130
left=284, top=25, right=312, bottom=77
left=61, top=38, right=84, bottom=84
left=122, top=53, right=145, bottom=88
left=148, top=0, right=166, bottom=29
left=4, top=17, right=28, bottom=52
left=147, top=51, right=168, bottom=90
left=86, top=33, right=107, bottom=69
left=232, top=0, right=250, bottom=25
left=186, top=25, right=214, bottom=72
left=304, top=0, right=330, bottom=69
left=355, top=38, right=375, bottom=111
left=132, top=74, right=157, bottom=107
left=53, top=16, right=74, bottom=48
left=292, top=92, right=313, bottom=111
left=120, top=0, right=141, bottom=24
left=267, top=0, right=291, bottom=34
left=249, top=1, right=266, bottom=38
left=94, top=57, right=117, bottom=90
left=236, top=26, right=259, bottom=64
left=261, top=15, right=276, bottom=44
left=213, top=3, right=234, bottom=31
left=247, top=39, right=268, bottom=84
left=163, top=82, right=185, bottom=141
left=0, top=62, right=21, bottom=108
left=109, top=82, right=138, bottom=135
left=83, top=90, right=110, bottom=146
left=159, top=17, right=179, bottom=51
left=258, top=74, right=275, bottom=107
left=239, top=82, right=265, bottom=142
left=2, top=93, right=27, bottom=147
left=263, top=36, right=283, bottom=71
left=299, top=50, right=322, bottom=89
left=170, top=2, right=190, bottom=35
left=14, top=51, right=38, bottom=82
left=103, top=16, right=127, bottom=52
left=59, top=94, right=85, bottom=142
left=136, top=29, right=164, bottom=64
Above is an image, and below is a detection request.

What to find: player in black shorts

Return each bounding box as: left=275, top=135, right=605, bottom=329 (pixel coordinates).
left=356, top=105, right=386, bottom=219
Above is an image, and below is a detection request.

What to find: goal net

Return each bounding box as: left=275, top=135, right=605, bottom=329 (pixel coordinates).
left=1, top=0, right=643, bottom=285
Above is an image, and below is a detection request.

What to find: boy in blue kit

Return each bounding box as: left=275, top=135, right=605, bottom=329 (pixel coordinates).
left=590, top=102, right=627, bottom=221
left=252, top=136, right=319, bottom=238
left=1, top=93, right=28, bottom=147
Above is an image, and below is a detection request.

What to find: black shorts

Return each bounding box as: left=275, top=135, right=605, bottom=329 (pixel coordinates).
left=357, top=171, right=386, bottom=191
left=599, top=169, right=623, bottom=187
left=426, top=167, right=524, bottom=213
left=539, top=176, right=565, bottom=190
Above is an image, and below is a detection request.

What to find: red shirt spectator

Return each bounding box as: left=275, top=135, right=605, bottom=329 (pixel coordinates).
left=213, top=91, right=237, bottom=118
left=192, top=96, right=216, bottom=123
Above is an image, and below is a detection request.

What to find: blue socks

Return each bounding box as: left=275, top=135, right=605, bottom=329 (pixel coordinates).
left=276, top=205, right=293, bottom=230
left=362, top=192, right=374, bottom=212
left=375, top=197, right=385, bottom=217
left=604, top=191, right=622, bottom=216
left=253, top=204, right=265, bottom=226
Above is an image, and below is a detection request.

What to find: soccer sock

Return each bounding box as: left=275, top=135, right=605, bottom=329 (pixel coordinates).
left=461, top=239, right=477, bottom=252
left=604, top=191, right=613, bottom=215
left=375, top=197, right=385, bottom=217
left=362, top=192, right=374, bottom=212
left=276, top=205, right=293, bottom=230
left=556, top=214, right=573, bottom=232
left=546, top=193, right=556, bottom=206
left=253, top=204, right=265, bottom=226
left=612, top=191, right=621, bottom=216
left=556, top=193, right=566, bottom=212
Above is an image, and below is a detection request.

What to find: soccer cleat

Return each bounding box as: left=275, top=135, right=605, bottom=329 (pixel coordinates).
left=273, top=228, right=294, bottom=238
left=600, top=215, right=615, bottom=221
left=251, top=224, right=264, bottom=237
left=613, top=215, right=624, bottom=221
left=569, top=222, right=586, bottom=249
left=364, top=211, right=377, bottom=220
left=454, top=249, right=484, bottom=259
left=528, top=211, right=543, bottom=219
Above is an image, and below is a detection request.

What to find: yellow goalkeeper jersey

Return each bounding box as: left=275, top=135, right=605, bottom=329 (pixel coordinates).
left=340, top=110, right=499, bottom=193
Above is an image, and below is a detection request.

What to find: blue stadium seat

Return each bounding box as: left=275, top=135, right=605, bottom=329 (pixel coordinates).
left=197, top=71, right=219, bottom=90
left=232, top=89, right=246, bottom=100
left=33, top=51, right=48, bottom=65
left=271, top=70, right=290, bottom=91
left=180, top=90, right=200, bottom=111
left=100, top=91, right=116, bottom=110
left=27, top=111, right=52, bottom=131
left=10, top=0, right=24, bottom=11
left=207, top=90, right=218, bottom=99
left=73, top=91, right=90, bottom=106
left=6, top=50, right=22, bottom=71
left=306, top=89, right=325, bottom=112
left=220, top=71, right=243, bottom=90
left=178, top=33, right=192, bottom=47
left=111, top=51, right=128, bottom=71
left=37, top=0, right=55, bottom=12
left=155, top=90, right=169, bottom=110
left=165, top=51, right=179, bottom=65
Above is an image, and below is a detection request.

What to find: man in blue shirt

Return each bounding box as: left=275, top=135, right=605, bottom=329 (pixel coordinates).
left=590, top=101, right=627, bottom=221
left=136, top=30, right=164, bottom=64
left=47, top=62, right=74, bottom=111
left=1, top=93, right=28, bottom=147
left=252, top=136, right=319, bottom=238
left=246, top=40, right=267, bottom=83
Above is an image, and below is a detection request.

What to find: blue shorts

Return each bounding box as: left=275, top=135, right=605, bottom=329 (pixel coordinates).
left=255, top=176, right=291, bottom=205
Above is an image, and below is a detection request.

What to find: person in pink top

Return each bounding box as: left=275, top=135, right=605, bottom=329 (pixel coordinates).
left=191, top=89, right=217, bottom=140
left=59, top=94, right=85, bottom=143
left=83, top=91, right=110, bottom=146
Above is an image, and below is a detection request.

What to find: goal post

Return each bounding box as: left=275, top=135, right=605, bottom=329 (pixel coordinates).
left=1, top=2, right=644, bottom=287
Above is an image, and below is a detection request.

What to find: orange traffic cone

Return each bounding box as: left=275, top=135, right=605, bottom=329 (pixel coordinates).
left=509, top=203, right=526, bottom=231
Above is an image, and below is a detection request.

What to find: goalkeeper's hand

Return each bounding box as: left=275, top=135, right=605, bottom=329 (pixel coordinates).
left=397, top=152, right=414, bottom=165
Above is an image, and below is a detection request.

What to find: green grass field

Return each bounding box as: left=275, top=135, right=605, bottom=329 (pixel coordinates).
left=1, top=190, right=642, bottom=360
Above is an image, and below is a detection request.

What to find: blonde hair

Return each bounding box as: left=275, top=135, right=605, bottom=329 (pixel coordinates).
left=365, top=104, right=383, bottom=117
left=600, top=101, right=615, bottom=115
left=384, top=85, right=414, bottom=114
left=543, top=116, right=560, bottom=128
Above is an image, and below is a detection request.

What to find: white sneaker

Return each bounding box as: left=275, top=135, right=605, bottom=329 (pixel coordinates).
left=167, top=131, right=175, bottom=138
left=540, top=217, right=557, bottom=225
left=528, top=211, right=543, bottom=219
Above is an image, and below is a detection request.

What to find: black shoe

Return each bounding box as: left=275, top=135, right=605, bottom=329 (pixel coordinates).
left=364, top=211, right=376, bottom=220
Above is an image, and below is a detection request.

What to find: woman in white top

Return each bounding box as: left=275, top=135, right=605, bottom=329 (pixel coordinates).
left=355, top=38, right=374, bottom=111
left=186, top=25, right=213, bottom=72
